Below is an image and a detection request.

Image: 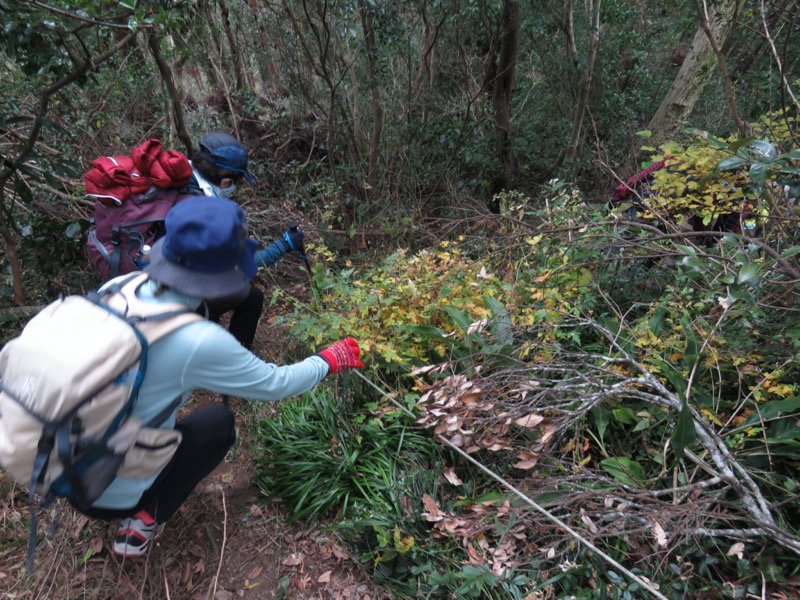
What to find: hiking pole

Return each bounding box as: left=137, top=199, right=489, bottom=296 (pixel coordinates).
left=287, top=220, right=313, bottom=280
left=286, top=221, right=323, bottom=313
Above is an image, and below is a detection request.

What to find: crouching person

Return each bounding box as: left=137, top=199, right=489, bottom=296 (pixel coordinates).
left=77, top=195, right=364, bottom=557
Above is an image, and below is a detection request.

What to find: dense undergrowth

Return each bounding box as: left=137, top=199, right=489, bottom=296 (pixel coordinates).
left=1, top=105, right=797, bottom=597
left=254, top=147, right=800, bottom=598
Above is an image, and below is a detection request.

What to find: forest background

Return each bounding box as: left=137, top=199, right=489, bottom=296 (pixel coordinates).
left=1, top=0, right=800, bottom=599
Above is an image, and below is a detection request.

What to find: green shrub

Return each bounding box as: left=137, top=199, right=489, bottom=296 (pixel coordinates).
left=252, top=386, right=450, bottom=523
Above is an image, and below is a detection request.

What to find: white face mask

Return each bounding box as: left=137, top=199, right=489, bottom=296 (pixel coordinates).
left=209, top=182, right=236, bottom=198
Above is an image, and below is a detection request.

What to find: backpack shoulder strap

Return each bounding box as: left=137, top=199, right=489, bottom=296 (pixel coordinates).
left=97, top=273, right=204, bottom=343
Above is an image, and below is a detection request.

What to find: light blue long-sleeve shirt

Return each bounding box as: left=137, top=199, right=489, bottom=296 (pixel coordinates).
left=92, top=279, right=329, bottom=509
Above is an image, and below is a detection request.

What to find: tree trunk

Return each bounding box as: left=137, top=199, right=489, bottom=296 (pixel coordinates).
left=147, top=31, right=194, bottom=155
left=491, top=0, right=520, bottom=196
left=360, top=6, right=384, bottom=193
left=403, top=1, right=445, bottom=121
left=645, top=0, right=743, bottom=148
left=694, top=0, right=747, bottom=136
left=217, top=0, right=245, bottom=92
left=565, top=0, right=602, bottom=162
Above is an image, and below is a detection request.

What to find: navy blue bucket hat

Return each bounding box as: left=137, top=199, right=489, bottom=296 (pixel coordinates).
left=199, top=132, right=254, bottom=184
left=145, top=196, right=258, bottom=299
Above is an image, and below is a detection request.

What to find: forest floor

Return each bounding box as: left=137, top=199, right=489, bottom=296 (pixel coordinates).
left=0, top=263, right=391, bottom=600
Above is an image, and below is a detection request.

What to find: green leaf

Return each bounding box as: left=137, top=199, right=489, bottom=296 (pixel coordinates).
left=600, top=457, right=646, bottom=487
left=737, top=263, right=762, bottom=286
left=484, top=296, right=513, bottom=345
left=779, top=245, right=800, bottom=259
left=778, top=149, right=800, bottom=160
left=705, top=137, right=730, bottom=150
left=729, top=136, right=757, bottom=154
left=593, top=406, right=610, bottom=442
left=273, top=576, right=291, bottom=600
left=648, top=306, right=666, bottom=336
left=681, top=311, right=699, bottom=367
left=648, top=358, right=688, bottom=398
left=443, top=306, right=472, bottom=332
left=635, top=130, right=652, bottom=138
left=405, top=324, right=447, bottom=339
left=65, top=222, right=82, bottom=239
left=747, top=140, right=778, bottom=162
left=612, top=407, right=637, bottom=425
left=682, top=255, right=703, bottom=270
left=749, top=162, right=771, bottom=185
left=716, top=156, right=746, bottom=172
left=675, top=244, right=697, bottom=256
left=671, top=401, right=697, bottom=461
left=743, top=396, right=800, bottom=424
left=633, top=412, right=653, bottom=432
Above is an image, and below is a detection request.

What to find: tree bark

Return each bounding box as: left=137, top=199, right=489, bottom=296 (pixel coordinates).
left=491, top=0, right=520, bottom=195
left=403, top=1, right=445, bottom=121
left=694, top=0, right=748, bottom=136
left=565, top=0, right=602, bottom=162
left=217, top=0, right=245, bottom=92
left=645, top=0, right=743, bottom=149
left=147, top=31, right=194, bottom=155
left=360, top=6, right=383, bottom=193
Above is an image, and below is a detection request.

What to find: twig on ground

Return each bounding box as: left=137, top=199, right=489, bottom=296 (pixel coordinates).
left=209, top=490, right=227, bottom=600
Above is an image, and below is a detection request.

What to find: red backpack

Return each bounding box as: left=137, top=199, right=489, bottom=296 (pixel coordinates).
left=85, top=140, right=193, bottom=279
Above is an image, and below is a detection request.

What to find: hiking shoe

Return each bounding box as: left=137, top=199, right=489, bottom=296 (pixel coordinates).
left=112, top=510, right=165, bottom=557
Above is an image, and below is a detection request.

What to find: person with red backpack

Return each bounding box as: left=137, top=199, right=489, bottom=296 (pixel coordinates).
left=85, top=133, right=302, bottom=349
left=85, top=139, right=195, bottom=280
left=82, top=195, right=364, bottom=558
left=181, top=132, right=305, bottom=349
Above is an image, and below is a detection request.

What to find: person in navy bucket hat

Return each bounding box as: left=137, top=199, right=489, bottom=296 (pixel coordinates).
left=198, top=132, right=254, bottom=184
left=182, top=132, right=305, bottom=349
left=145, top=195, right=258, bottom=300
left=80, top=194, right=365, bottom=559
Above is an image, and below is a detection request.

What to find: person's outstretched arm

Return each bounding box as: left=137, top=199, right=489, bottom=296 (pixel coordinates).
left=254, top=227, right=304, bottom=269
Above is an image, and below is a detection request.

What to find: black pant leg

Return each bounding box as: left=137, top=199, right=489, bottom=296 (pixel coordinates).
left=142, top=404, right=236, bottom=522
left=77, top=404, right=236, bottom=523
left=226, top=284, right=264, bottom=350
left=200, top=284, right=264, bottom=349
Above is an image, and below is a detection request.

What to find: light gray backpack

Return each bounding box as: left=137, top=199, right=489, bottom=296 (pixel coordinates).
left=0, top=272, right=201, bottom=569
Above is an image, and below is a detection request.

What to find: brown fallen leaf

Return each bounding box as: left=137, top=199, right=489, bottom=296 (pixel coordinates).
left=409, top=364, right=443, bottom=376
left=421, top=493, right=440, bottom=518
left=72, top=515, right=90, bottom=539
left=460, top=390, right=483, bottom=404
left=726, top=542, right=745, bottom=560
left=317, top=570, right=332, bottom=583
left=443, top=466, right=463, bottom=486
left=247, top=565, right=263, bottom=580
left=514, top=413, right=544, bottom=428
left=283, top=552, right=304, bottom=567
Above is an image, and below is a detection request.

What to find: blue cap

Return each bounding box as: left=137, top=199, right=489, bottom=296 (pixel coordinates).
left=200, top=132, right=254, bottom=184
left=145, top=196, right=258, bottom=300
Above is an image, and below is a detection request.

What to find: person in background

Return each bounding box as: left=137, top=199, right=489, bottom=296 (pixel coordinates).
left=183, top=132, right=304, bottom=349
left=79, top=196, right=364, bottom=557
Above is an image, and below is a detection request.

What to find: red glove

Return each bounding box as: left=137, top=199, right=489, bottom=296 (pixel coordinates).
left=317, top=338, right=365, bottom=374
